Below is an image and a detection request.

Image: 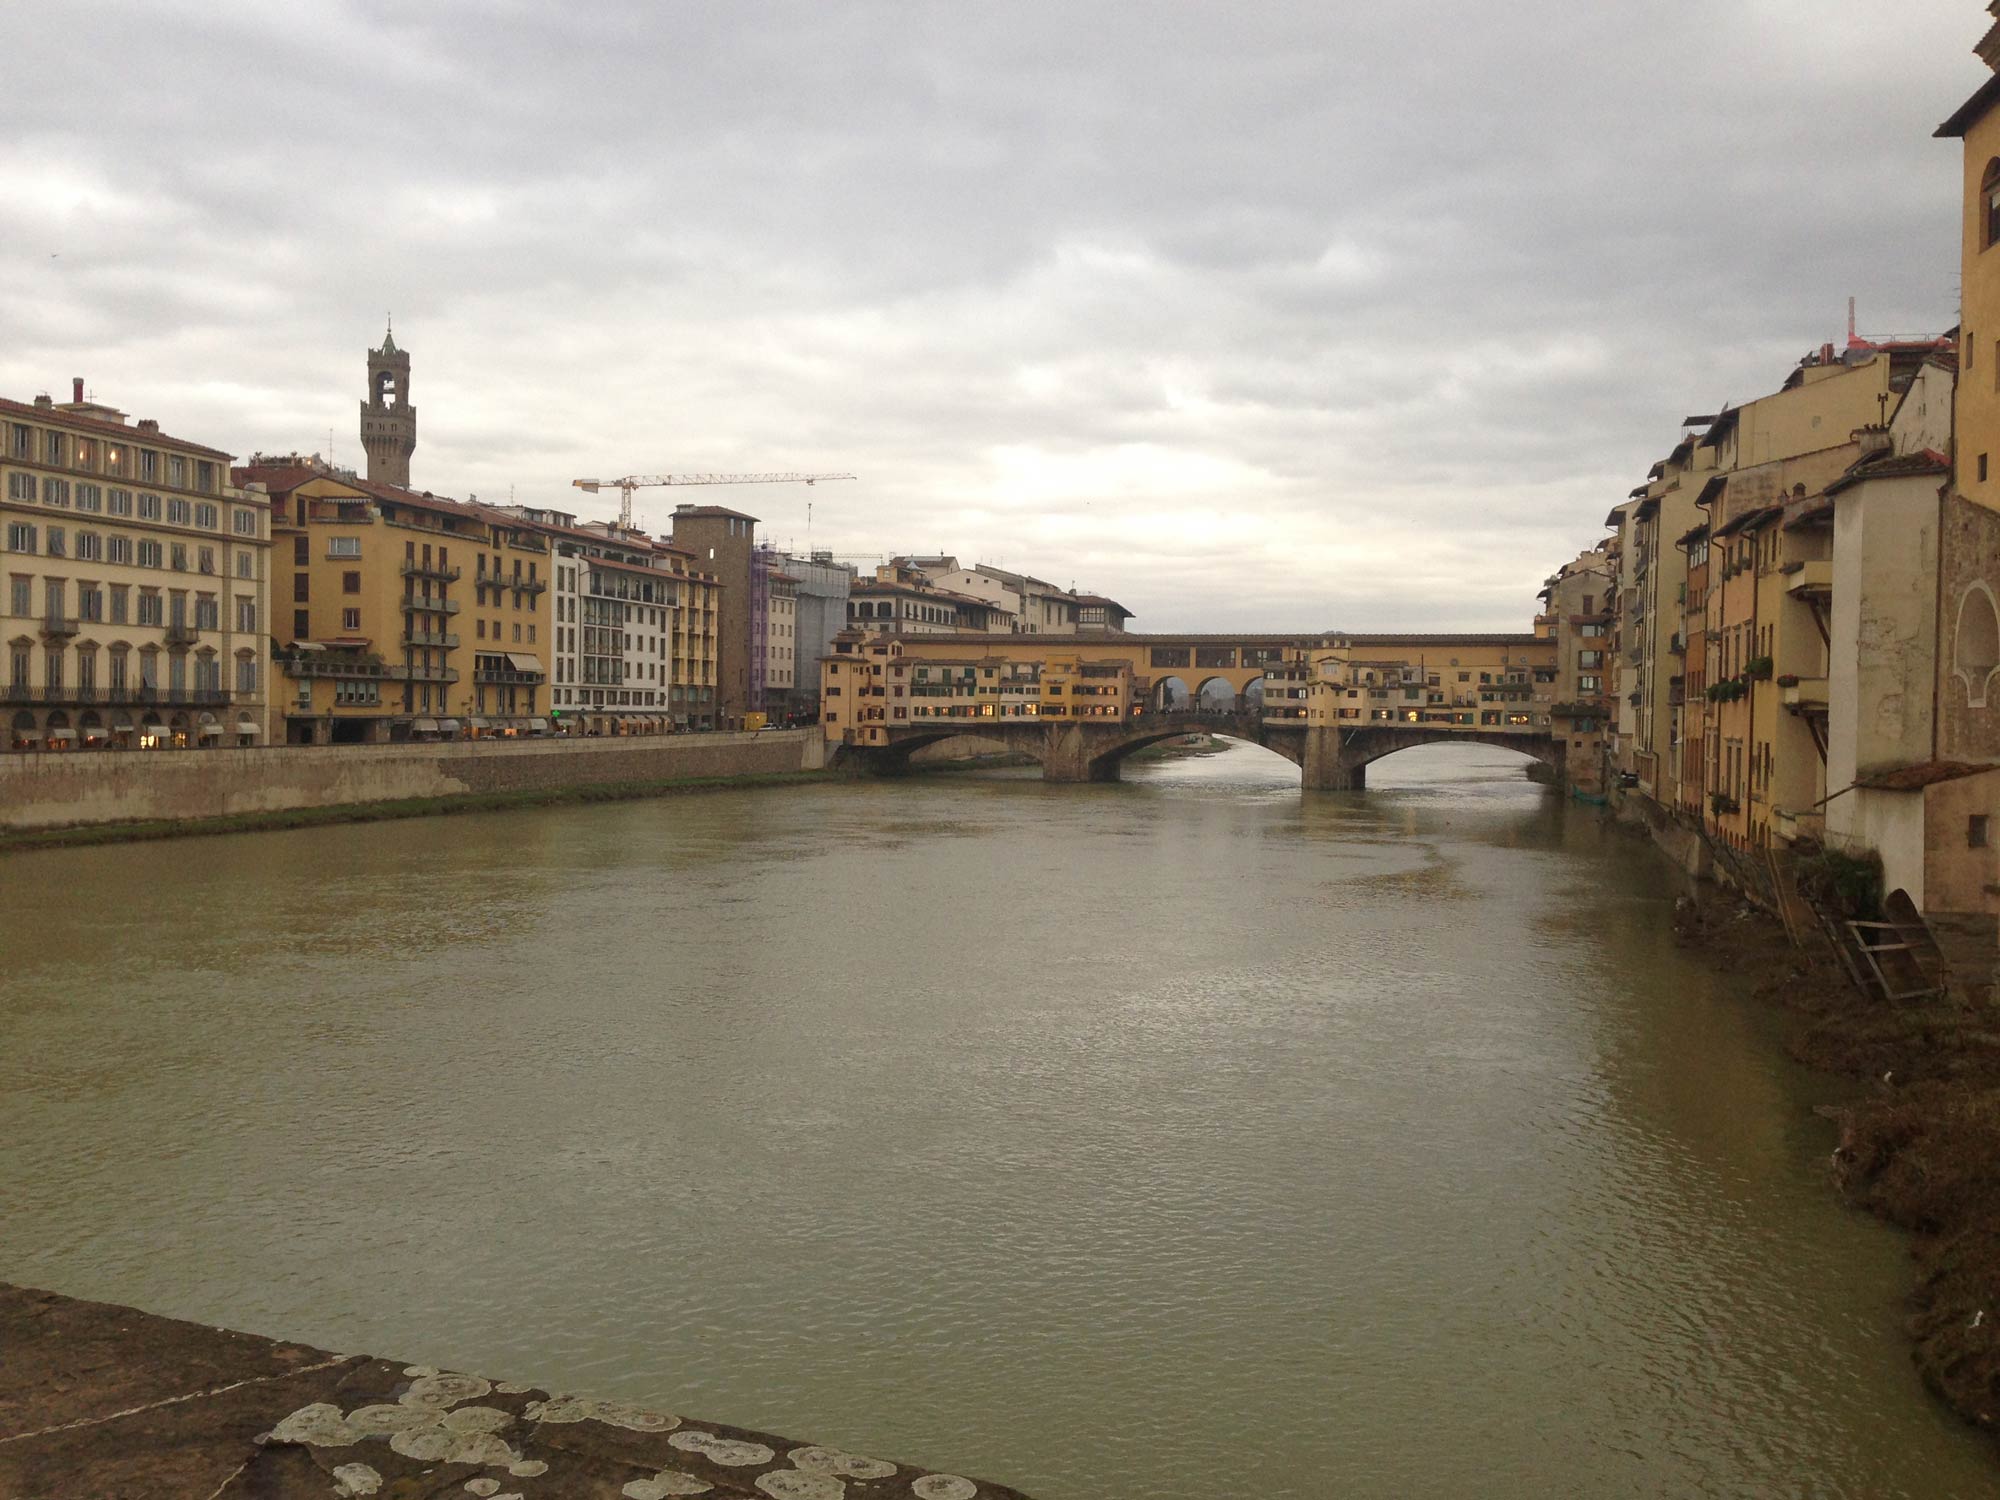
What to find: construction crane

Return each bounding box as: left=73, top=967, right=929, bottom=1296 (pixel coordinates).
left=570, top=472, right=855, bottom=532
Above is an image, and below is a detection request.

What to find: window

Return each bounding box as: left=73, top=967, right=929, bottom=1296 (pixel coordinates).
left=327, top=537, right=361, bottom=558
left=5, top=522, right=35, bottom=553
left=167, top=456, right=187, bottom=489
left=195, top=462, right=215, bottom=494
left=138, top=450, right=158, bottom=482
left=7, top=644, right=25, bottom=686
left=138, top=539, right=162, bottom=568
left=166, top=497, right=191, bottom=526
left=110, top=585, right=128, bottom=624
left=8, top=424, right=29, bottom=457
left=1984, top=455, right=1992, bottom=484
left=194, top=502, right=218, bottom=529
left=169, top=543, right=188, bottom=571
left=238, top=598, right=258, bottom=633
left=74, top=483, right=101, bottom=512
left=293, top=609, right=309, bottom=638
left=108, top=648, right=127, bottom=691
left=294, top=535, right=309, bottom=565
left=42, top=477, right=69, bottom=507
left=195, top=595, right=219, bottom=630
left=1973, top=815, right=1991, bottom=850
left=45, top=527, right=65, bottom=558
left=137, top=590, right=163, bottom=626
left=234, top=509, right=259, bottom=537
left=293, top=574, right=309, bottom=603
left=138, top=492, right=162, bottom=520
left=79, top=583, right=102, bottom=621
left=43, top=430, right=65, bottom=465
left=5, top=472, right=31, bottom=501
left=107, top=535, right=132, bottom=565
left=197, top=546, right=215, bottom=574
left=1985, top=158, right=2000, bottom=250
left=342, top=571, right=360, bottom=594
left=342, top=607, right=360, bottom=630
left=8, top=576, right=28, bottom=616
left=236, top=656, right=257, bottom=694
left=235, top=551, right=253, bottom=579
left=108, top=488, right=132, bottom=516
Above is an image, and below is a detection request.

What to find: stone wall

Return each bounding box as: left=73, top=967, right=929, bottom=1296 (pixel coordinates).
left=1938, top=493, right=2000, bottom=763
left=0, top=731, right=822, bottom=832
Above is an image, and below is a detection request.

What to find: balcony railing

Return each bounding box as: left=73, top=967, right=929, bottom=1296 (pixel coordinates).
left=280, top=656, right=389, bottom=679
left=401, top=561, right=464, bottom=582
left=404, top=630, right=460, bottom=649
left=39, top=613, right=78, bottom=638
left=126, top=687, right=230, bottom=706
left=473, top=667, right=544, bottom=685
left=392, top=665, right=461, bottom=683
left=400, top=596, right=461, bottom=615
left=163, top=623, right=199, bottom=646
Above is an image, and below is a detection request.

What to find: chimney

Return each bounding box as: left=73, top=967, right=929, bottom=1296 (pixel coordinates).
left=137, top=418, right=159, bottom=433
left=72, top=377, right=84, bottom=403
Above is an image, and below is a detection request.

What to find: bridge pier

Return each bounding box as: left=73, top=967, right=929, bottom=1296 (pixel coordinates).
left=1301, top=726, right=1363, bottom=791
left=1041, top=725, right=1123, bottom=783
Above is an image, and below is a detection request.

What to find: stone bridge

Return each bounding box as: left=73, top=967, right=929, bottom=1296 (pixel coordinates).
left=843, top=711, right=1563, bottom=790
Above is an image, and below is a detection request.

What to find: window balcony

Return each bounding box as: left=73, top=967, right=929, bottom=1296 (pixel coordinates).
left=400, top=596, right=461, bottom=615
left=280, top=655, right=388, bottom=679
left=510, top=577, right=548, bottom=596
left=163, top=623, right=199, bottom=646
left=1786, top=560, right=1833, bottom=599
left=474, top=666, right=545, bottom=685
left=403, top=629, right=460, bottom=649
left=1781, top=676, right=1829, bottom=713
left=401, top=561, right=463, bottom=582
left=41, top=614, right=77, bottom=638
left=393, top=664, right=461, bottom=684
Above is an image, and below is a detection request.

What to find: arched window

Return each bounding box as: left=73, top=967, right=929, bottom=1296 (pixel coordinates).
left=1954, top=581, right=2000, bottom=708
left=1984, top=159, right=2000, bottom=250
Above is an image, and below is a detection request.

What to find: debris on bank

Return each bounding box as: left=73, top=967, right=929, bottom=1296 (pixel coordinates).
left=0, top=1283, right=1031, bottom=1499
left=1672, top=893, right=2000, bottom=1437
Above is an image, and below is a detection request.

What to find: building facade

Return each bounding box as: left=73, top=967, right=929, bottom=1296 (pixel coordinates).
left=240, top=458, right=548, bottom=743
left=4, top=384, right=272, bottom=751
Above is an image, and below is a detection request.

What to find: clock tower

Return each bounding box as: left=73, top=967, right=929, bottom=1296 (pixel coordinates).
left=359, top=322, right=415, bottom=488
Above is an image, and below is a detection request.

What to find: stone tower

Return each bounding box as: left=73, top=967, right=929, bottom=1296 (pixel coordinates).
left=359, top=323, right=415, bottom=488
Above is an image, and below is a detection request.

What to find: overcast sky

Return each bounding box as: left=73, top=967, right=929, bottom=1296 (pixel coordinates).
left=0, top=1, right=1983, bottom=630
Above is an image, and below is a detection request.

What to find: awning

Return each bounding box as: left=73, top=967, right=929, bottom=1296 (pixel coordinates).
left=412, top=717, right=439, bottom=732
left=113, top=722, right=135, bottom=733
left=289, top=640, right=327, bottom=652
left=438, top=718, right=461, bottom=732
left=198, top=723, right=224, bottom=736
left=526, top=718, right=550, bottom=732
left=46, top=729, right=74, bottom=741
left=234, top=723, right=262, bottom=736
left=506, top=653, right=544, bottom=674
left=13, top=731, right=41, bottom=743
left=466, top=716, right=490, bottom=728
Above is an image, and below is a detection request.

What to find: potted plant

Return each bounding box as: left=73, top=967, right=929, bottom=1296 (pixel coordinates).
left=1777, top=673, right=1800, bottom=688
left=1747, top=655, right=1774, bottom=680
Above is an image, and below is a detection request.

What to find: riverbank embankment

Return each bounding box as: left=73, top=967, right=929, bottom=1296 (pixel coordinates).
left=0, top=1282, right=1029, bottom=1499
left=0, top=730, right=831, bottom=849
left=1672, top=891, right=2000, bottom=1444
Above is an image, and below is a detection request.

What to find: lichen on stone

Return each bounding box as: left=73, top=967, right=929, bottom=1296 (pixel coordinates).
left=668, top=1430, right=776, bottom=1466
left=755, top=1470, right=847, bottom=1499
left=911, top=1477, right=979, bottom=1500
left=622, top=1471, right=715, bottom=1499
left=789, top=1446, right=896, bottom=1479
left=331, top=1462, right=382, bottom=1497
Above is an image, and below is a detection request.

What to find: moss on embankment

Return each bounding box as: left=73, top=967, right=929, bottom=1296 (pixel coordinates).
left=0, top=770, right=835, bottom=854
left=1675, top=893, right=2000, bottom=1437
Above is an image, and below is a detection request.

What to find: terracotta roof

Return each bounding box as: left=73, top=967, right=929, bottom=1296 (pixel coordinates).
left=671, top=505, right=760, bottom=522
left=1824, top=449, right=1952, bottom=496
left=1936, top=73, right=2000, bottom=138
left=1855, top=761, right=1998, bottom=791
left=0, top=396, right=233, bottom=460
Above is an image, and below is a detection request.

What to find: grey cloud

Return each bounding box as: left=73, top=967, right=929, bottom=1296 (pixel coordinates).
left=0, top=0, right=1981, bottom=630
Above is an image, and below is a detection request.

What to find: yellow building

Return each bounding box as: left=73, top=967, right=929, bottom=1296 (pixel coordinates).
left=1278, top=637, right=1555, bottom=733
left=238, top=458, right=550, bottom=742
left=4, top=383, right=272, bottom=751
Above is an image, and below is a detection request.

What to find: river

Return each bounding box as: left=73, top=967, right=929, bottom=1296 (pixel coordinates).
left=2, top=741, right=1994, bottom=1498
